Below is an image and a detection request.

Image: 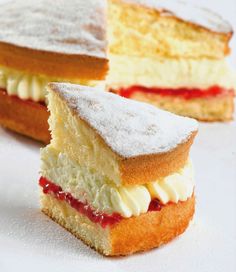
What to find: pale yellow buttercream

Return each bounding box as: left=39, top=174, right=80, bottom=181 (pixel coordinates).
left=0, top=66, right=99, bottom=102
left=107, top=54, right=236, bottom=90
left=40, top=145, right=194, bottom=218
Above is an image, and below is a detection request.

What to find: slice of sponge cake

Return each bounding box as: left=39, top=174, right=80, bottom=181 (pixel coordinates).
left=40, top=83, right=198, bottom=255
left=107, top=0, right=235, bottom=121
left=48, top=83, right=198, bottom=185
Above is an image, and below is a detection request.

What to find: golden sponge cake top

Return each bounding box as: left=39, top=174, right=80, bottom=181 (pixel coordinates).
left=0, top=0, right=108, bottom=80
left=0, top=0, right=107, bottom=58
left=49, top=83, right=198, bottom=158
left=108, top=0, right=232, bottom=59
left=124, top=0, right=232, bottom=34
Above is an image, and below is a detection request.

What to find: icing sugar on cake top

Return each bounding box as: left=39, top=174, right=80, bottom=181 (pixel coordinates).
left=0, top=0, right=107, bottom=58
left=124, top=0, right=232, bottom=34
left=50, top=83, right=198, bottom=158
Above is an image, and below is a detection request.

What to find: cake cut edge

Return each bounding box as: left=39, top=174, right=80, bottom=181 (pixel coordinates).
left=41, top=191, right=195, bottom=256
left=0, top=89, right=50, bottom=143
left=111, top=89, right=235, bottom=122
left=108, top=0, right=232, bottom=59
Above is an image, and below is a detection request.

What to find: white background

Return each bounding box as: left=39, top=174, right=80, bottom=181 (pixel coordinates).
left=0, top=1, right=236, bottom=272
left=188, top=0, right=236, bottom=65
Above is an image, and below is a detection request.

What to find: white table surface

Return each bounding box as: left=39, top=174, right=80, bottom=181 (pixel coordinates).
left=0, top=0, right=236, bottom=271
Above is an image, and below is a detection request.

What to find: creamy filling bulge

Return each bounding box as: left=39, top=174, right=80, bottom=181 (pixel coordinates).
left=107, top=54, right=236, bottom=90
left=41, top=146, right=194, bottom=218
left=0, top=66, right=100, bottom=102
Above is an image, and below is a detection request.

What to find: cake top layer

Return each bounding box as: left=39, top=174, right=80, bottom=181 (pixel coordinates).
left=124, top=0, right=232, bottom=34
left=49, top=83, right=198, bottom=158
left=0, top=0, right=107, bottom=58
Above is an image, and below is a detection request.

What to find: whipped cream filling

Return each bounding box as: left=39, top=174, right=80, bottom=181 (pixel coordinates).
left=41, top=146, right=194, bottom=218
left=0, top=66, right=99, bottom=102
left=107, top=54, right=236, bottom=90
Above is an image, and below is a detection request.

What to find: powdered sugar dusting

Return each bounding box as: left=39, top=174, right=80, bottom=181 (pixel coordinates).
left=124, top=0, right=232, bottom=34
left=50, top=83, right=198, bottom=158
left=0, top=0, right=107, bottom=58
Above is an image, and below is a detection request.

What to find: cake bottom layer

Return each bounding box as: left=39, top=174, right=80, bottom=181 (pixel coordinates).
left=117, top=91, right=234, bottom=121
left=41, top=191, right=195, bottom=256
left=0, top=89, right=50, bottom=143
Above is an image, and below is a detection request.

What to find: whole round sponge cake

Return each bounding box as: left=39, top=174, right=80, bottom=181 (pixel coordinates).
left=0, top=0, right=108, bottom=142
left=0, top=0, right=108, bottom=80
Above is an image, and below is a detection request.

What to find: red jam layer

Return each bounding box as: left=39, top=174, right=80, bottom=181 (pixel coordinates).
left=39, top=177, right=122, bottom=228
left=148, top=199, right=162, bottom=212
left=39, top=177, right=163, bottom=228
left=118, top=85, right=234, bottom=100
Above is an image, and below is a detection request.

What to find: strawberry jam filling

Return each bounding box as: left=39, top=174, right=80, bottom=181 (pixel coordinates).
left=118, top=85, right=234, bottom=100
left=148, top=199, right=162, bottom=212
left=39, top=177, right=163, bottom=228
left=39, top=177, right=122, bottom=228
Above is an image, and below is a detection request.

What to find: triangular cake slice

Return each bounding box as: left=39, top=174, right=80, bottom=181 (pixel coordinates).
left=0, top=0, right=108, bottom=142
left=40, top=83, right=198, bottom=256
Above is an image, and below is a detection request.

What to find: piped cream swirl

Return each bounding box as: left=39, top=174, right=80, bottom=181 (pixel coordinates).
left=147, top=162, right=194, bottom=204
left=0, top=66, right=100, bottom=102
left=0, top=67, right=49, bottom=101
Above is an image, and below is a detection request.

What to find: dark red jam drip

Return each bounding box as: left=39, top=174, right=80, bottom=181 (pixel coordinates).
left=148, top=199, right=163, bottom=212
left=118, top=85, right=234, bottom=100
left=39, top=177, right=122, bottom=228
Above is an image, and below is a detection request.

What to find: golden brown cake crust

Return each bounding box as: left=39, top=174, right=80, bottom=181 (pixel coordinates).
left=41, top=191, right=195, bottom=256
left=70, top=116, right=196, bottom=185
left=119, top=132, right=197, bottom=185
left=0, top=89, right=50, bottom=143
left=110, top=194, right=195, bottom=256
left=0, top=0, right=108, bottom=80
left=0, top=42, right=108, bottom=81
